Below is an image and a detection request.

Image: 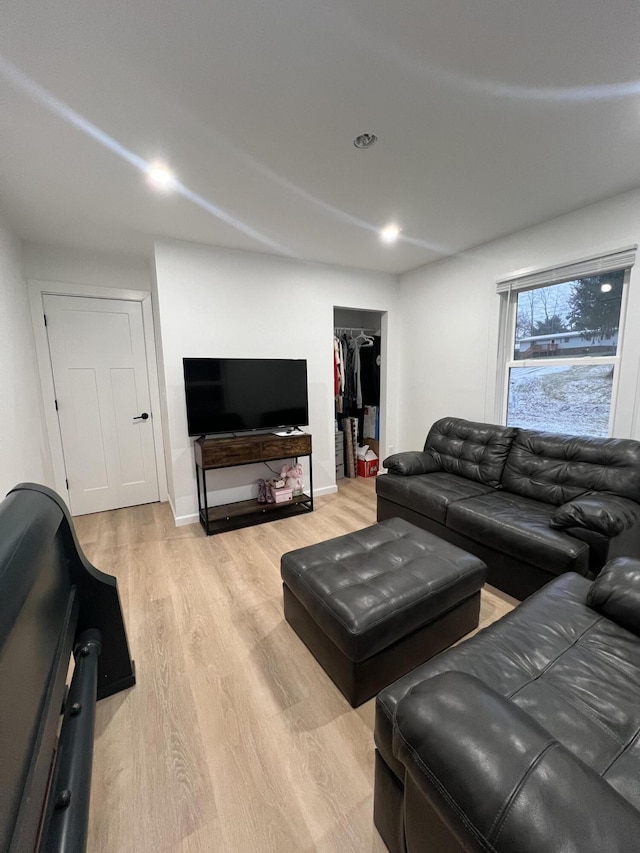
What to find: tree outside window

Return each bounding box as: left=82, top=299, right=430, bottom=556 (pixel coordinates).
left=505, top=270, right=624, bottom=437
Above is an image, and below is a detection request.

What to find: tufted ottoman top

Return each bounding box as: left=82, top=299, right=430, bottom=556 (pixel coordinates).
left=281, top=518, right=486, bottom=663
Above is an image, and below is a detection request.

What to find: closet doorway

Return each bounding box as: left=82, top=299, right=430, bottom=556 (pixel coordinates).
left=333, top=307, right=385, bottom=480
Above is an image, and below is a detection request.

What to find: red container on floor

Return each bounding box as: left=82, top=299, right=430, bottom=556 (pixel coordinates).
left=357, top=457, right=379, bottom=478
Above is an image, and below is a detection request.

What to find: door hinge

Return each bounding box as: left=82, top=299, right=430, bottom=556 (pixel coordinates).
left=44, top=314, right=47, bottom=327
left=66, top=478, right=69, bottom=490
left=54, top=399, right=58, bottom=411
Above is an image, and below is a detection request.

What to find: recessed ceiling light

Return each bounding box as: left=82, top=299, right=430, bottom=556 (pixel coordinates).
left=380, top=223, right=400, bottom=244
left=354, top=133, right=378, bottom=150
left=600, top=282, right=613, bottom=293
left=146, top=162, right=175, bottom=190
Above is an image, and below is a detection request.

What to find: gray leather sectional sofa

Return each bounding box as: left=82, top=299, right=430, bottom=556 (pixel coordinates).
left=376, top=416, right=640, bottom=599
left=374, top=557, right=640, bottom=853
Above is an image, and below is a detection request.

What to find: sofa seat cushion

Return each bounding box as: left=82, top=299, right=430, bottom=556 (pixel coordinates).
left=375, top=472, right=494, bottom=525
left=446, top=490, right=590, bottom=574
left=375, top=572, right=640, bottom=812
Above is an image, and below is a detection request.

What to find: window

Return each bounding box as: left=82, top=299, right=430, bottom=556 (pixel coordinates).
left=497, top=251, right=633, bottom=437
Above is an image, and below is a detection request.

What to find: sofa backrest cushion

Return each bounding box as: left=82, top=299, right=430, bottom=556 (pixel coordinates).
left=423, top=417, right=518, bottom=488
left=502, top=429, right=640, bottom=506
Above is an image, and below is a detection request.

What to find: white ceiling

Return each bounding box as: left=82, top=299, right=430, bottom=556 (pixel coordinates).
left=1, top=0, right=639, bottom=274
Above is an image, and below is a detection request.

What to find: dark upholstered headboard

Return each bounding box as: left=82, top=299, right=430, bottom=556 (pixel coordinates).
left=0, top=483, right=135, bottom=853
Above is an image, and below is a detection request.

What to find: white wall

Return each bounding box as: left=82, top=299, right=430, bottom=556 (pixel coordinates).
left=150, top=258, right=175, bottom=504
left=0, top=216, right=51, bottom=496
left=23, top=243, right=151, bottom=291
left=397, top=189, right=640, bottom=450
left=153, top=239, right=400, bottom=524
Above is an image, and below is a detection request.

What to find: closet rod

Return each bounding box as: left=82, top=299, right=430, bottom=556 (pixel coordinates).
left=334, top=327, right=378, bottom=334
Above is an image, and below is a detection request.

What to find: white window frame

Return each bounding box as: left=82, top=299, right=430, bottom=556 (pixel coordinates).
left=495, top=249, right=635, bottom=436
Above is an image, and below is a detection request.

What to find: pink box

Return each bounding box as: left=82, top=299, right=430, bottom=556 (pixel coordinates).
left=273, top=487, right=293, bottom=503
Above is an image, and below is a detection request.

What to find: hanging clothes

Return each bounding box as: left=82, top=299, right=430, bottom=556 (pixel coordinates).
left=349, top=335, right=363, bottom=409
left=334, top=328, right=380, bottom=452
left=343, top=335, right=357, bottom=410
left=359, top=335, right=381, bottom=405
left=334, top=335, right=346, bottom=413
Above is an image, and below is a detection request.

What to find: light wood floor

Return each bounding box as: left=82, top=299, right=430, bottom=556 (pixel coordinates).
left=74, top=477, right=516, bottom=853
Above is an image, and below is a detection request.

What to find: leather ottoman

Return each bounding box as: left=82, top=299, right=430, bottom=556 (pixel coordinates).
left=280, top=517, right=486, bottom=706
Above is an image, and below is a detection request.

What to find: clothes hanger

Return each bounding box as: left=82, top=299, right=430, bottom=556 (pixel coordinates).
left=356, top=329, right=374, bottom=346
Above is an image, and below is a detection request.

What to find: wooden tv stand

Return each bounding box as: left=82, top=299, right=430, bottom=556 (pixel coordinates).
left=194, top=432, right=313, bottom=535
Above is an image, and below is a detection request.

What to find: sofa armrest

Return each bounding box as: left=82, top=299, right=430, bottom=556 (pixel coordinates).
left=550, top=492, right=640, bottom=537
left=393, top=671, right=640, bottom=853
left=587, top=556, right=640, bottom=636
left=381, top=451, right=439, bottom=476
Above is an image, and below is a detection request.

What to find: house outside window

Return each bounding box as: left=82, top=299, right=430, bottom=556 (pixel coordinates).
left=496, top=250, right=635, bottom=437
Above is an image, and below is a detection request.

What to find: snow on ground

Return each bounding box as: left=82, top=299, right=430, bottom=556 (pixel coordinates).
left=507, top=364, right=612, bottom=437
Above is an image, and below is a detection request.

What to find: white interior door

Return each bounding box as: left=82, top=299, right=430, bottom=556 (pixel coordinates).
left=43, top=294, right=160, bottom=515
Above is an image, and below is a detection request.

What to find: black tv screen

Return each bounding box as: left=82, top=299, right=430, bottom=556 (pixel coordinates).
left=183, top=357, right=309, bottom=437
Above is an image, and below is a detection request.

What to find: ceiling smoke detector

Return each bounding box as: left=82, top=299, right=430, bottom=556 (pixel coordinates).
left=353, top=133, right=378, bottom=150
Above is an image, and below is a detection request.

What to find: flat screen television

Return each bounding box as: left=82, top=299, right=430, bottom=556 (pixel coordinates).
left=183, top=357, right=309, bottom=437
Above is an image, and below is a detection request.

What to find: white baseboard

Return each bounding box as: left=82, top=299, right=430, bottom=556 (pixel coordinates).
left=167, top=494, right=199, bottom=527
left=174, top=511, right=199, bottom=527
left=313, top=485, right=338, bottom=497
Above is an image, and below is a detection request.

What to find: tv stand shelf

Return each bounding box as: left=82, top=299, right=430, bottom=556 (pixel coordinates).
left=194, top=432, right=313, bottom=535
